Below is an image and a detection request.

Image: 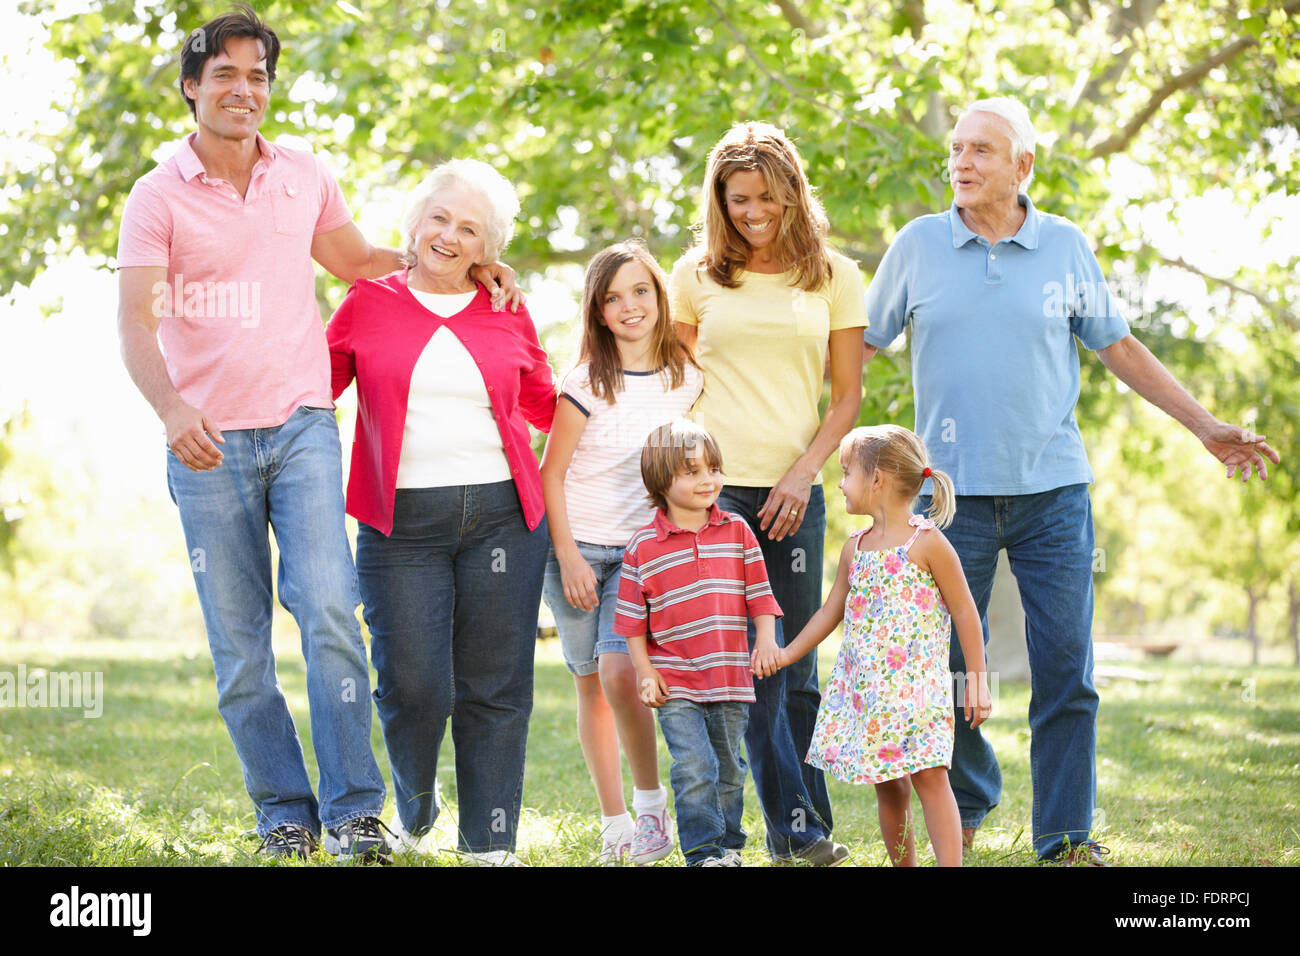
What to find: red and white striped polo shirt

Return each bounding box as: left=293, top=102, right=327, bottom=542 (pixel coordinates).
left=614, top=505, right=783, bottom=703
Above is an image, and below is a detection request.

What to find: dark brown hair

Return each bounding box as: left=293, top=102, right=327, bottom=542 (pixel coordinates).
left=578, top=240, right=693, bottom=404
left=695, top=122, right=832, bottom=292
left=178, top=3, right=281, bottom=118
left=640, top=420, right=724, bottom=513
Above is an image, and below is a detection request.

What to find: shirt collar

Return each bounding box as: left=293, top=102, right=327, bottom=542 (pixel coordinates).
left=174, top=132, right=277, bottom=183
left=652, top=504, right=729, bottom=541
left=948, top=194, right=1040, bottom=250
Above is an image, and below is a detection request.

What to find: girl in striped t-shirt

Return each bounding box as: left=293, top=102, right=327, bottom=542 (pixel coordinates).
left=540, top=240, right=703, bottom=864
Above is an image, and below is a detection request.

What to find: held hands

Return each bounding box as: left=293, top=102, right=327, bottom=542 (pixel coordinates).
left=558, top=550, right=599, bottom=612
left=750, top=640, right=788, bottom=679
left=164, top=399, right=225, bottom=472
left=1197, top=419, right=1281, bottom=482
left=963, top=671, right=993, bottom=729
left=469, top=261, right=525, bottom=312
left=637, top=668, right=670, bottom=709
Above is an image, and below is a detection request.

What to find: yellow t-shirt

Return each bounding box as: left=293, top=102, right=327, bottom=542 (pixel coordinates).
left=669, top=247, right=868, bottom=486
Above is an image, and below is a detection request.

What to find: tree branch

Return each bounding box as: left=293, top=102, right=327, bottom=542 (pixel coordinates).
left=772, top=0, right=821, bottom=38
left=1089, top=0, right=1300, bottom=158
left=706, top=0, right=896, bottom=143
left=1146, top=246, right=1298, bottom=331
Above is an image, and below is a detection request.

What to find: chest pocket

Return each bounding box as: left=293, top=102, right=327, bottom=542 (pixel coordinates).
left=271, top=182, right=315, bottom=237
left=792, top=286, right=831, bottom=338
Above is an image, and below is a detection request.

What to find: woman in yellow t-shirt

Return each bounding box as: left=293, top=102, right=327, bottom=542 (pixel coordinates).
left=670, top=121, right=866, bottom=863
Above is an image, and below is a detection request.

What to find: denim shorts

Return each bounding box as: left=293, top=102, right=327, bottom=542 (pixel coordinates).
left=541, top=541, right=629, bottom=676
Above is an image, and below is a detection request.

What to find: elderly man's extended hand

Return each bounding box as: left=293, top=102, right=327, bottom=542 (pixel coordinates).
left=1197, top=420, right=1281, bottom=482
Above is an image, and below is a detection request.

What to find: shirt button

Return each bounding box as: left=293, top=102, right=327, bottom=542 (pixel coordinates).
left=487, top=385, right=494, bottom=392
left=989, top=253, right=997, bottom=260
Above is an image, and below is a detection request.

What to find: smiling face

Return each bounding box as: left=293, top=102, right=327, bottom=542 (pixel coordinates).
left=409, top=189, right=490, bottom=292
left=948, top=110, right=1033, bottom=217
left=599, top=260, right=659, bottom=348
left=664, top=444, right=724, bottom=517
left=181, top=36, right=269, bottom=145
left=837, top=454, right=877, bottom=515
left=723, top=168, right=784, bottom=253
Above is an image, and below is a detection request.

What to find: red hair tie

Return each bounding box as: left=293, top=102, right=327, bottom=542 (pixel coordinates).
left=922, top=467, right=932, bottom=478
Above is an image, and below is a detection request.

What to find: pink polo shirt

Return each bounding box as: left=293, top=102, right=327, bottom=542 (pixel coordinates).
left=116, top=133, right=353, bottom=430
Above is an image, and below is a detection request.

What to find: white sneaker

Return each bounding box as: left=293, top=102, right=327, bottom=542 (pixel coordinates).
left=461, top=849, right=527, bottom=867
left=387, top=814, right=441, bottom=857
left=599, top=825, right=634, bottom=865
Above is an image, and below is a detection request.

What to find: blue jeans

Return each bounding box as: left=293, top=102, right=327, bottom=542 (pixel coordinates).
left=716, top=485, right=832, bottom=855
left=541, top=542, right=628, bottom=675
left=165, top=406, right=385, bottom=837
left=918, top=484, right=1098, bottom=859
left=656, top=699, right=749, bottom=865
left=356, top=480, right=548, bottom=853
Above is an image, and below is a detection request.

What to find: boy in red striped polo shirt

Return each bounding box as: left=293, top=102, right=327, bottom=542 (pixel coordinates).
left=615, top=420, right=783, bottom=865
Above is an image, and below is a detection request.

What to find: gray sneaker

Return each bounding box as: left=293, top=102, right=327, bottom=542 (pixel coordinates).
left=257, top=824, right=318, bottom=860
left=324, top=816, right=392, bottom=865
left=790, top=837, right=850, bottom=866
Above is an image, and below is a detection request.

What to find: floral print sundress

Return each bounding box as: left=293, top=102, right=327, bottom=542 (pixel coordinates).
left=806, top=515, right=955, bottom=785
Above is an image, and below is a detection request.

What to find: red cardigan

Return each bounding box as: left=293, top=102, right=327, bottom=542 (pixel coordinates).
left=326, top=271, right=556, bottom=535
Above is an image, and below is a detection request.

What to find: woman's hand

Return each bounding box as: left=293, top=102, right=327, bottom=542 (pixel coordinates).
left=558, top=549, right=600, bottom=612
left=757, top=463, right=816, bottom=542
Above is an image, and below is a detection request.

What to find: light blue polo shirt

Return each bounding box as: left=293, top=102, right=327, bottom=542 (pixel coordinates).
left=863, top=196, right=1130, bottom=496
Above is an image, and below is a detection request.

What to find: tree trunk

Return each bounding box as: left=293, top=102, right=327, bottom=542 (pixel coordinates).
left=1246, top=588, right=1260, bottom=666
left=1289, top=580, right=1299, bottom=667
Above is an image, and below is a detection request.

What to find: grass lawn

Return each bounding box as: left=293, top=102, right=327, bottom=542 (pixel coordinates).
left=1, top=624, right=1296, bottom=866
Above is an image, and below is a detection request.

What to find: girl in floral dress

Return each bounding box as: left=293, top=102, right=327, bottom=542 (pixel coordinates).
left=765, top=425, right=991, bottom=866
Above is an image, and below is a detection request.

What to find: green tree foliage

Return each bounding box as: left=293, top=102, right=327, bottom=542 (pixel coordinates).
left=3, top=0, right=1297, bottom=649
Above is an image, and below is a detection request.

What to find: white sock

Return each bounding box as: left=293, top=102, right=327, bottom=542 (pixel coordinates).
left=601, top=811, right=633, bottom=844
left=632, top=786, right=667, bottom=817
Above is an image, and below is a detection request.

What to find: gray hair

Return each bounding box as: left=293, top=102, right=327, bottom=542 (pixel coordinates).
left=401, top=159, right=520, bottom=265
left=957, top=96, right=1037, bottom=193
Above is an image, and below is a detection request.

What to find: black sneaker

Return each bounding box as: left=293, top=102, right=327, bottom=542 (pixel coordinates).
left=257, top=824, right=318, bottom=860
left=324, top=816, right=393, bottom=865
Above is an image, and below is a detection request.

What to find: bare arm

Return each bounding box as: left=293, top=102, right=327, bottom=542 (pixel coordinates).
left=1097, top=333, right=1279, bottom=481
left=310, top=221, right=404, bottom=283
left=916, top=532, right=990, bottom=728
left=760, top=326, right=865, bottom=540
left=774, top=537, right=856, bottom=669
left=539, top=398, right=598, bottom=610
left=117, top=266, right=225, bottom=471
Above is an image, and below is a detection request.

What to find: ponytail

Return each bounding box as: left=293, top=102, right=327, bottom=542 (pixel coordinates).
left=924, top=466, right=956, bottom=529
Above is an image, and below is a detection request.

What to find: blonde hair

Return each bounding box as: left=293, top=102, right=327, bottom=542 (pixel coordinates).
left=695, top=121, right=831, bottom=292
left=840, top=425, right=956, bottom=528
left=577, top=240, right=693, bottom=404
left=640, top=419, right=724, bottom=512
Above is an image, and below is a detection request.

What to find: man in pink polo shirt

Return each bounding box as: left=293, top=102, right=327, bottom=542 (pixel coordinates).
left=115, top=5, right=515, bottom=864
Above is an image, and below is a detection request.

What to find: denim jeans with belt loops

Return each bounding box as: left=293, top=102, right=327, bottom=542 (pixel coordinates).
left=165, top=405, right=385, bottom=836
left=918, top=483, right=1099, bottom=859
left=356, top=480, right=548, bottom=853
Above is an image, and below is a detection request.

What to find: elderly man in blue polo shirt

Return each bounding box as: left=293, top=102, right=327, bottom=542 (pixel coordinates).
left=863, top=96, right=1279, bottom=864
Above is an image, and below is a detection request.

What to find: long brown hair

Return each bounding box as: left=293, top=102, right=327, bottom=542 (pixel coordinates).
left=578, top=240, right=692, bottom=404
left=840, top=425, right=957, bottom=528
left=696, top=121, right=831, bottom=292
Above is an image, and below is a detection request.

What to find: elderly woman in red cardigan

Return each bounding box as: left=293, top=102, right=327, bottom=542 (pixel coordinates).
left=327, top=159, right=556, bottom=865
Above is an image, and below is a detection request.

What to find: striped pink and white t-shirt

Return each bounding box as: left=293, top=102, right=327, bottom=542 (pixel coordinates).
left=560, top=361, right=703, bottom=546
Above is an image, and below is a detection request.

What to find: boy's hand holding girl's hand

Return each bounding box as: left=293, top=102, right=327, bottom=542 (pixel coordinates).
left=750, top=641, right=787, bottom=679
left=557, top=548, right=600, bottom=611
left=637, top=668, right=671, bottom=708
left=963, top=670, right=993, bottom=729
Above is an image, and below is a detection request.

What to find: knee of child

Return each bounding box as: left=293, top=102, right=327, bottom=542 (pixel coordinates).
left=875, top=776, right=911, bottom=806
left=909, top=766, right=948, bottom=793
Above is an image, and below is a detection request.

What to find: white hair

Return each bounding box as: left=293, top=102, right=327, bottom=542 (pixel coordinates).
left=957, top=96, right=1037, bottom=193
left=402, top=159, right=520, bottom=265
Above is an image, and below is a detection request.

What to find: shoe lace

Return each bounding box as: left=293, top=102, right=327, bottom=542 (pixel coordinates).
left=259, top=824, right=312, bottom=854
